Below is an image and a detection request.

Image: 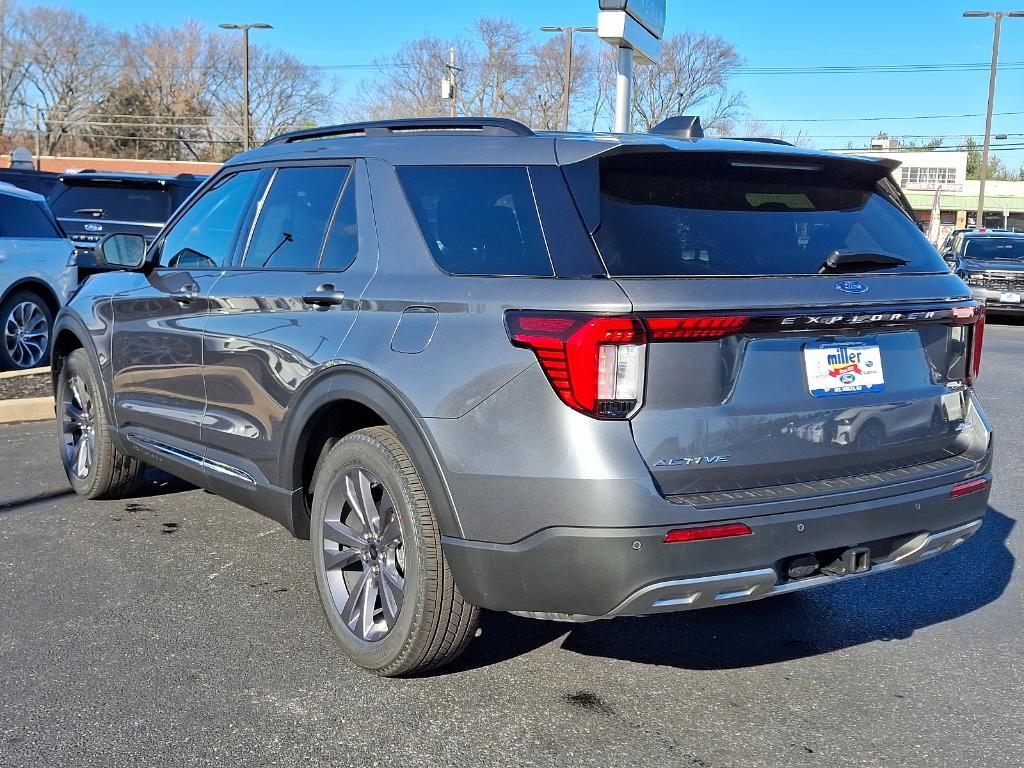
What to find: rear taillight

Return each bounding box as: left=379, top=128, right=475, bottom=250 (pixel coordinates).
left=644, top=315, right=750, bottom=340
left=969, top=312, right=985, bottom=385
left=507, top=312, right=646, bottom=419
left=507, top=311, right=750, bottom=419
left=952, top=304, right=984, bottom=386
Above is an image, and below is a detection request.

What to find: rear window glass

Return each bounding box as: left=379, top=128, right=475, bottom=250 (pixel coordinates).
left=964, top=237, right=1024, bottom=261
left=398, top=166, right=553, bottom=276
left=49, top=183, right=171, bottom=223
left=578, top=154, right=946, bottom=277
left=0, top=195, right=61, bottom=238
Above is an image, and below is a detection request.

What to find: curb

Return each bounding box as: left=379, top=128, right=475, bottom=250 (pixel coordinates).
left=0, top=366, right=48, bottom=380
left=0, top=396, right=54, bottom=424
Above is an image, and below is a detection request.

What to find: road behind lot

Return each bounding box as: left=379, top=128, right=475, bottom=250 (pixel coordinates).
left=1, top=325, right=1021, bottom=768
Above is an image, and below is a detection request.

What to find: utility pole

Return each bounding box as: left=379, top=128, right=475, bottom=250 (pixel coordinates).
left=963, top=10, right=1023, bottom=227
left=541, top=26, right=597, bottom=131
left=33, top=105, right=40, bottom=170
left=443, top=47, right=460, bottom=118
left=219, top=22, right=273, bottom=152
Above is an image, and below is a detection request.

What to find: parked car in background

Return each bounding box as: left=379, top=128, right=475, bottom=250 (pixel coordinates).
left=0, top=182, right=76, bottom=370
left=946, top=230, right=1024, bottom=315
left=0, top=168, right=62, bottom=198
left=47, top=171, right=205, bottom=277
left=52, top=117, right=992, bottom=676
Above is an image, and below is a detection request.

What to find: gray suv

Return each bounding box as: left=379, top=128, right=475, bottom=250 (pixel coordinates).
left=52, top=117, right=994, bottom=676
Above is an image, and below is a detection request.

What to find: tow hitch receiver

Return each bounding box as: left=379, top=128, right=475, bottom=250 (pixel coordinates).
left=821, top=546, right=873, bottom=577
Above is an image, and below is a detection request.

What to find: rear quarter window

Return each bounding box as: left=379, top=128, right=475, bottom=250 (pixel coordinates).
left=0, top=195, right=61, bottom=238
left=571, top=153, right=948, bottom=277
left=397, top=166, right=553, bottom=277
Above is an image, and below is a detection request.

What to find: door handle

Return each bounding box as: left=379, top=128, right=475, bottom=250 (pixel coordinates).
left=172, top=285, right=199, bottom=304
left=302, top=284, right=346, bottom=308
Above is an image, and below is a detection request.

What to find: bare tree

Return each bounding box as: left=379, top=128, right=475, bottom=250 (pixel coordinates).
left=19, top=5, right=115, bottom=153
left=460, top=17, right=532, bottom=119
left=352, top=36, right=465, bottom=121
left=88, top=21, right=220, bottom=160
left=717, top=118, right=812, bottom=147
left=526, top=33, right=599, bottom=131
left=625, top=31, right=745, bottom=133
left=0, top=0, right=31, bottom=135
left=208, top=36, right=336, bottom=148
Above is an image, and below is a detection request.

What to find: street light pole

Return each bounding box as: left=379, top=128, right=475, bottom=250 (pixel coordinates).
left=219, top=22, right=273, bottom=152
left=541, top=26, right=597, bottom=131
left=963, top=10, right=1023, bottom=227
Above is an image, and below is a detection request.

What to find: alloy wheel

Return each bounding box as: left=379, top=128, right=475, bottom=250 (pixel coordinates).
left=61, top=373, right=96, bottom=480
left=321, top=467, right=406, bottom=642
left=3, top=301, right=49, bottom=369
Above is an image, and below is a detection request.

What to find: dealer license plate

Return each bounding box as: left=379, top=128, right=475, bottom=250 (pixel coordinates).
left=804, top=342, right=885, bottom=398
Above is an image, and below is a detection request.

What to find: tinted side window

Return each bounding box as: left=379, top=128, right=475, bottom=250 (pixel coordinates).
left=244, top=166, right=349, bottom=270
left=397, top=166, right=553, bottom=276
left=160, top=171, right=260, bottom=269
left=0, top=195, right=61, bottom=238
left=320, top=175, right=359, bottom=271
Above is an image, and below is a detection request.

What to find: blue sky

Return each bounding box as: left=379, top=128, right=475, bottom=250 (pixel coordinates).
left=58, top=0, right=1024, bottom=165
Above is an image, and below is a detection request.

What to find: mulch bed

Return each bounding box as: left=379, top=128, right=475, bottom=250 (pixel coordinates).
left=0, top=373, right=52, bottom=400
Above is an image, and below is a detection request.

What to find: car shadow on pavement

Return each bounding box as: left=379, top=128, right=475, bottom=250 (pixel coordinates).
left=0, top=468, right=194, bottom=515
left=453, top=507, right=1015, bottom=673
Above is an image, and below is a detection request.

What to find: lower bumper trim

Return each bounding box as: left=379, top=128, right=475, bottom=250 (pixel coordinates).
left=510, top=518, right=983, bottom=623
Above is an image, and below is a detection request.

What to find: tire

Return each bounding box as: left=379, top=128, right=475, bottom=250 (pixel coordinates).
left=310, top=426, right=480, bottom=676
left=1, top=290, right=53, bottom=370
left=57, top=348, right=144, bottom=499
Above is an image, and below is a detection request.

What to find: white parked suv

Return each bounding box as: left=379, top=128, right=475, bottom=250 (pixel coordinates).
left=0, top=182, right=77, bottom=370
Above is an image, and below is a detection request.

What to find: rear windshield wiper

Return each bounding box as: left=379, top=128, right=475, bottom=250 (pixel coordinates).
left=819, top=250, right=908, bottom=274
left=73, top=208, right=105, bottom=218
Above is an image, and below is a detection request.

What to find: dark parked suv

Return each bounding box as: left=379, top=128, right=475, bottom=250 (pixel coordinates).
left=945, top=230, right=1024, bottom=315
left=52, top=117, right=993, bottom=675
left=47, top=171, right=205, bottom=275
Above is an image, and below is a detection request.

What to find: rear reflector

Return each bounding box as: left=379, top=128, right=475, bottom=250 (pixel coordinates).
left=664, top=522, right=753, bottom=543
left=950, top=477, right=989, bottom=499
left=644, top=315, right=750, bottom=341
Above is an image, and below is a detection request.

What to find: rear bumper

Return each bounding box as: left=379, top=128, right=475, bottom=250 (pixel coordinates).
left=441, top=477, right=991, bottom=619
left=970, top=287, right=1024, bottom=313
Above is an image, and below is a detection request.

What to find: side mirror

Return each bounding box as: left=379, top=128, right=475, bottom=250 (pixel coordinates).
left=95, top=233, right=147, bottom=270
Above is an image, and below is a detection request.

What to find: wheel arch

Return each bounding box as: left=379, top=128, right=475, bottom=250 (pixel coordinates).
left=1, top=278, right=61, bottom=319
left=50, top=312, right=110, bottom=407
left=281, top=366, right=465, bottom=541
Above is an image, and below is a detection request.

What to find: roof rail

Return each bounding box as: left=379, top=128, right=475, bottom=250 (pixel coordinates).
left=265, top=117, right=535, bottom=146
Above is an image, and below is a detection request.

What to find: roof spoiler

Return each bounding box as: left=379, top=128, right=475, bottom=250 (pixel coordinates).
left=650, top=116, right=704, bottom=139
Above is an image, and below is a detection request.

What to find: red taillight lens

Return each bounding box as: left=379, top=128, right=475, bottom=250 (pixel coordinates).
left=950, top=477, right=989, bottom=498
left=644, top=315, right=750, bottom=341
left=664, top=523, right=753, bottom=543
left=507, top=311, right=646, bottom=419
left=969, top=312, right=985, bottom=385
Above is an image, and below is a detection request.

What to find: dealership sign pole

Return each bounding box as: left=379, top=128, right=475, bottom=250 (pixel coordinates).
left=598, top=0, right=666, bottom=132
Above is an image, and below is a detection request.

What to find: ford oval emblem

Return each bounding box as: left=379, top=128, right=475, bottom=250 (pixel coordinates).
left=835, top=280, right=869, bottom=294
left=83, top=223, right=103, bottom=232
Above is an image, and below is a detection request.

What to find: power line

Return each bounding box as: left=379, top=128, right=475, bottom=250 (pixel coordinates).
left=755, top=110, right=1024, bottom=123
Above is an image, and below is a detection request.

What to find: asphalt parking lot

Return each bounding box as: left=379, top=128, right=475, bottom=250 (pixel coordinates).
left=1, top=324, right=1021, bottom=768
